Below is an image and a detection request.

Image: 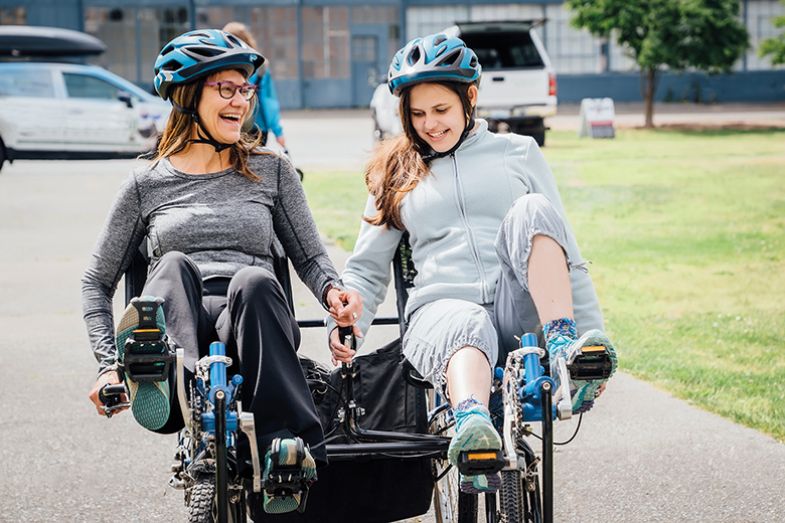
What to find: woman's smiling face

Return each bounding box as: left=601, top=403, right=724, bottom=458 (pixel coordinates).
left=408, top=82, right=477, bottom=153
left=196, top=69, right=251, bottom=145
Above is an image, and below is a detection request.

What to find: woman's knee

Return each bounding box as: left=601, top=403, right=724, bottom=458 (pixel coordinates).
left=228, top=267, right=282, bottom=300
left=147, top=251, right=201, bottom=283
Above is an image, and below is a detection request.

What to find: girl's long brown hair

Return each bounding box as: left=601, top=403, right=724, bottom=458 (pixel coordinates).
left=150, top=72, right=266, bottom=181
left=364, top=81, right=476, bottom=229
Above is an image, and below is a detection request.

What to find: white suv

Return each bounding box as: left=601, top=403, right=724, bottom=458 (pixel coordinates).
left=371, top=20, right=556, bottom=146
left=0, top=61, right=170, bottom=172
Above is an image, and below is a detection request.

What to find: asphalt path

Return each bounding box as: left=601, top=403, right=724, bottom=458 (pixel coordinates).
left=2, top=106, right=784, bottom=522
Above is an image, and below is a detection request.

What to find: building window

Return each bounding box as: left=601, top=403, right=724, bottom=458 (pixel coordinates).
left=351, top=5, right=400, bottom=62
left=302, top=6, right=350, bottom=80
left=746, top=0, right=785, bottom=70
left=0, top=6, right=25, bottom=25
left=138, top=6, right=190, bottom=87
left=248, top=7, right=298, bottom=80
left=406, top=6, right=469, bottom=40
left=197, top=6, right=299, bottom=80
left=544, top=4, right=601, bottom=74
left=85, top=8, right=137, bottom=83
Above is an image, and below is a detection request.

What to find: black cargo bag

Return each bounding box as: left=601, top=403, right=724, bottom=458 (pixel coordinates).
left=249, top=338, right=435, bottom=523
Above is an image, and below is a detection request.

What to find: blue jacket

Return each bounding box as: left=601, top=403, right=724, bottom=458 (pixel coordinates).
left=250, top=70, right=283, bottom=137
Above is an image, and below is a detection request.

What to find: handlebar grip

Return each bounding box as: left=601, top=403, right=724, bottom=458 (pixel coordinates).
left=338, top=326, right=356, bottom=351
left=99, top=383, right=127, bottom=405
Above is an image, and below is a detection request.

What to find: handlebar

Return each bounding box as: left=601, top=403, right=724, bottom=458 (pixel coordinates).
left=98, top=383, right=130, bottom=418
left=338, top=326, right=356, bottom=369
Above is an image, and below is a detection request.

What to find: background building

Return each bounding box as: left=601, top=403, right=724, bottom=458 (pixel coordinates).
left=2, top=0, right=784, bottom=108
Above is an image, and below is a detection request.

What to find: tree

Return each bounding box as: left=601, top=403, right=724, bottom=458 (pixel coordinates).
left=567, top=0, right=748, bottom=127
left=759, top=0, right=785, bottom=64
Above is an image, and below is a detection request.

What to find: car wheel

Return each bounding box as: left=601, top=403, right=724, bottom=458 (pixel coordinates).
left=0, top=137, right=6, bottom=173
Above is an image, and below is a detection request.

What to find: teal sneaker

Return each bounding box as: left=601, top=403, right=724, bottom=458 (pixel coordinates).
left=115, top=296, right=172, bottom=431
left=262, top=437, right=317, bottom=514
left=547, top=329, right=618, bottom=414
left=447, top=399, right=502, bottom=494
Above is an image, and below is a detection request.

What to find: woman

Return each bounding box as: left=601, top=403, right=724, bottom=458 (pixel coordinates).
left=83, top=29, right=361, bottom=514
left=327, top=33, right=617, bottom=494
left=222, top=21, right=286, bottom=148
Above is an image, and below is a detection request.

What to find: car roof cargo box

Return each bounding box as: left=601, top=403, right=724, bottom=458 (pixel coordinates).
left=0, top=25, right=106, bottom=58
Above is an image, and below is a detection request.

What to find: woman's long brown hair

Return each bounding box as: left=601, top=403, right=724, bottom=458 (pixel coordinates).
left=149, top=73, right=266, bottom=181
left=364, top=81, right=476, bottom=229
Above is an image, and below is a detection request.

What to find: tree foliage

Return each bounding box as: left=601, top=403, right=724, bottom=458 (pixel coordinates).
left=759, top=0, right=785, bottom=64
left=567, top=0, right=749, bottom=126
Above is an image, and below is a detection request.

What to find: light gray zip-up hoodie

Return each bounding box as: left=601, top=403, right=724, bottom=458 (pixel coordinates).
left=334, top=119, right=603, bottom=342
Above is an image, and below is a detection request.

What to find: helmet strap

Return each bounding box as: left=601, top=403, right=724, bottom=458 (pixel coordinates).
left=421, top=112, right=476, bottom=164
left=171, top=82, right=233, bottom=153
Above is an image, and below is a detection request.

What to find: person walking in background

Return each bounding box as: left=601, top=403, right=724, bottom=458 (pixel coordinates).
left=223, top=22, right=286, bottom=148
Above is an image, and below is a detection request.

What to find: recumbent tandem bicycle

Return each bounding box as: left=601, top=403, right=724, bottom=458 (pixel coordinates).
left=100, top=233, right=614, bottom=523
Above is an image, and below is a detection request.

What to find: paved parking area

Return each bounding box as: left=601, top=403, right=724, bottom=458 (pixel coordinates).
left=1, top=104, right=784, bottom=521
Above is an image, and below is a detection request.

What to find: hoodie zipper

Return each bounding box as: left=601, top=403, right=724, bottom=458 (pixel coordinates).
left=451, top=153, right=489, bottom=303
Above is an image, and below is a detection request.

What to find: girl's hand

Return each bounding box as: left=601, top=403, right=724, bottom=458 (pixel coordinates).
left=326, top=288, right=363, bottom=327
left=328, top=326, right=361, bottom=365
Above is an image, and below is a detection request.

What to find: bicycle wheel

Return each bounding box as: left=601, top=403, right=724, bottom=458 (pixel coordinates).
left=499, top=470, right=522, bottom=523
left=430, top=390, right=478, bottom=523
left=187, top=474, right=246, bottom=523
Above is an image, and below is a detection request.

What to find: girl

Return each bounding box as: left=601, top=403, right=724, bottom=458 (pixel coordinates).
left=327, top=33, right=617, bottom=494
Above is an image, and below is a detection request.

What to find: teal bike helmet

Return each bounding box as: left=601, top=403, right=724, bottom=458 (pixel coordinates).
left=388, top=33, right=481, bottom=96
left=153, top=29, right=265, bottom=152
left=154, top=29, right=265, bottom=101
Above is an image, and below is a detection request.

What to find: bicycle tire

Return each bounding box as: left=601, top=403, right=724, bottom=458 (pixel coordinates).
left=188, top=476, right=215, bottom=523
left=458, top=491, right=478, bottom=523
left=499, top=470, right=522, bottom=523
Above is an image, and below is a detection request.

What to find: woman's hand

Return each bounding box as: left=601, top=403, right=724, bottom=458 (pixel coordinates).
left=326, top=288, right=363, bottom=327
left=88, top=370, right=128, bottom=416
left=329, top=326, right=360, bottom=365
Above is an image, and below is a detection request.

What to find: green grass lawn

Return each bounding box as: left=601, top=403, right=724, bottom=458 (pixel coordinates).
left=302, top=127, right=785, bottom=442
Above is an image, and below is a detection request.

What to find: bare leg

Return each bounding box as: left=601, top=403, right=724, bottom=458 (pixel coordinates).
left=445, top=346, right=492, bottom=406
left=528, top=234, right=573, bottom=324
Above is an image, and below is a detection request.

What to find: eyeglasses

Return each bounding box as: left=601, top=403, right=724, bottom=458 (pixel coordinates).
left=204, top=81, right=258, bottom=101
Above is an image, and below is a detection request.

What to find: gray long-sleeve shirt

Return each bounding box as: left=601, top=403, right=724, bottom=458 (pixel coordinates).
left=82, top=152, right=338, bottom=374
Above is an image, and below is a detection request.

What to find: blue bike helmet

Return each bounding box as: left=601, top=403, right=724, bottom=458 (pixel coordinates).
left=388, top=33, right=481, bottom=96
left=154, top=29, right=265, bottom=101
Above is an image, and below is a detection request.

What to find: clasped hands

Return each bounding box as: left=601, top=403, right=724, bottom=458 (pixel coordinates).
left=325, top=287, right=363, bottom=365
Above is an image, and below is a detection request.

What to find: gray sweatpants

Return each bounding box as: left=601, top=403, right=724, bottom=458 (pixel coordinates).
left=403, top=193, right=573, bottom=387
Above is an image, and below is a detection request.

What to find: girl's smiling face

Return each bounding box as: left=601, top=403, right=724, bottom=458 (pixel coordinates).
left=408, top=82, right=478, bottom=153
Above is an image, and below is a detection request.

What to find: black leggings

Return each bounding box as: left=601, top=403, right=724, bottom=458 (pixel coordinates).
left=140, top=251, right=326, bottom=465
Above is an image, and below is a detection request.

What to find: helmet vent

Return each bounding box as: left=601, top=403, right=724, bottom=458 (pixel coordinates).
left=225, top=34, right=243, bottom=48
left=469, top=56, right=478, bottom=68
left=407, top=46, right=421, bottom=66
left=162, top=59, right=182, bottom=71
left=433, top=34, right=447, bottom=47
left=188, top=46, right=223, bottom=58
left=441, top=49, right=462, bottom=66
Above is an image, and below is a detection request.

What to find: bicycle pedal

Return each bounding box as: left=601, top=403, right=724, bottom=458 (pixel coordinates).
left=568, top=347, right=613, bottom=380
left=457, top=449, right=505, bottom=476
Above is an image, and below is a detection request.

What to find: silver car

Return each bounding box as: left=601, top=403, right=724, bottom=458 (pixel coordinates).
left=0, top=61, right=170, bottom=172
